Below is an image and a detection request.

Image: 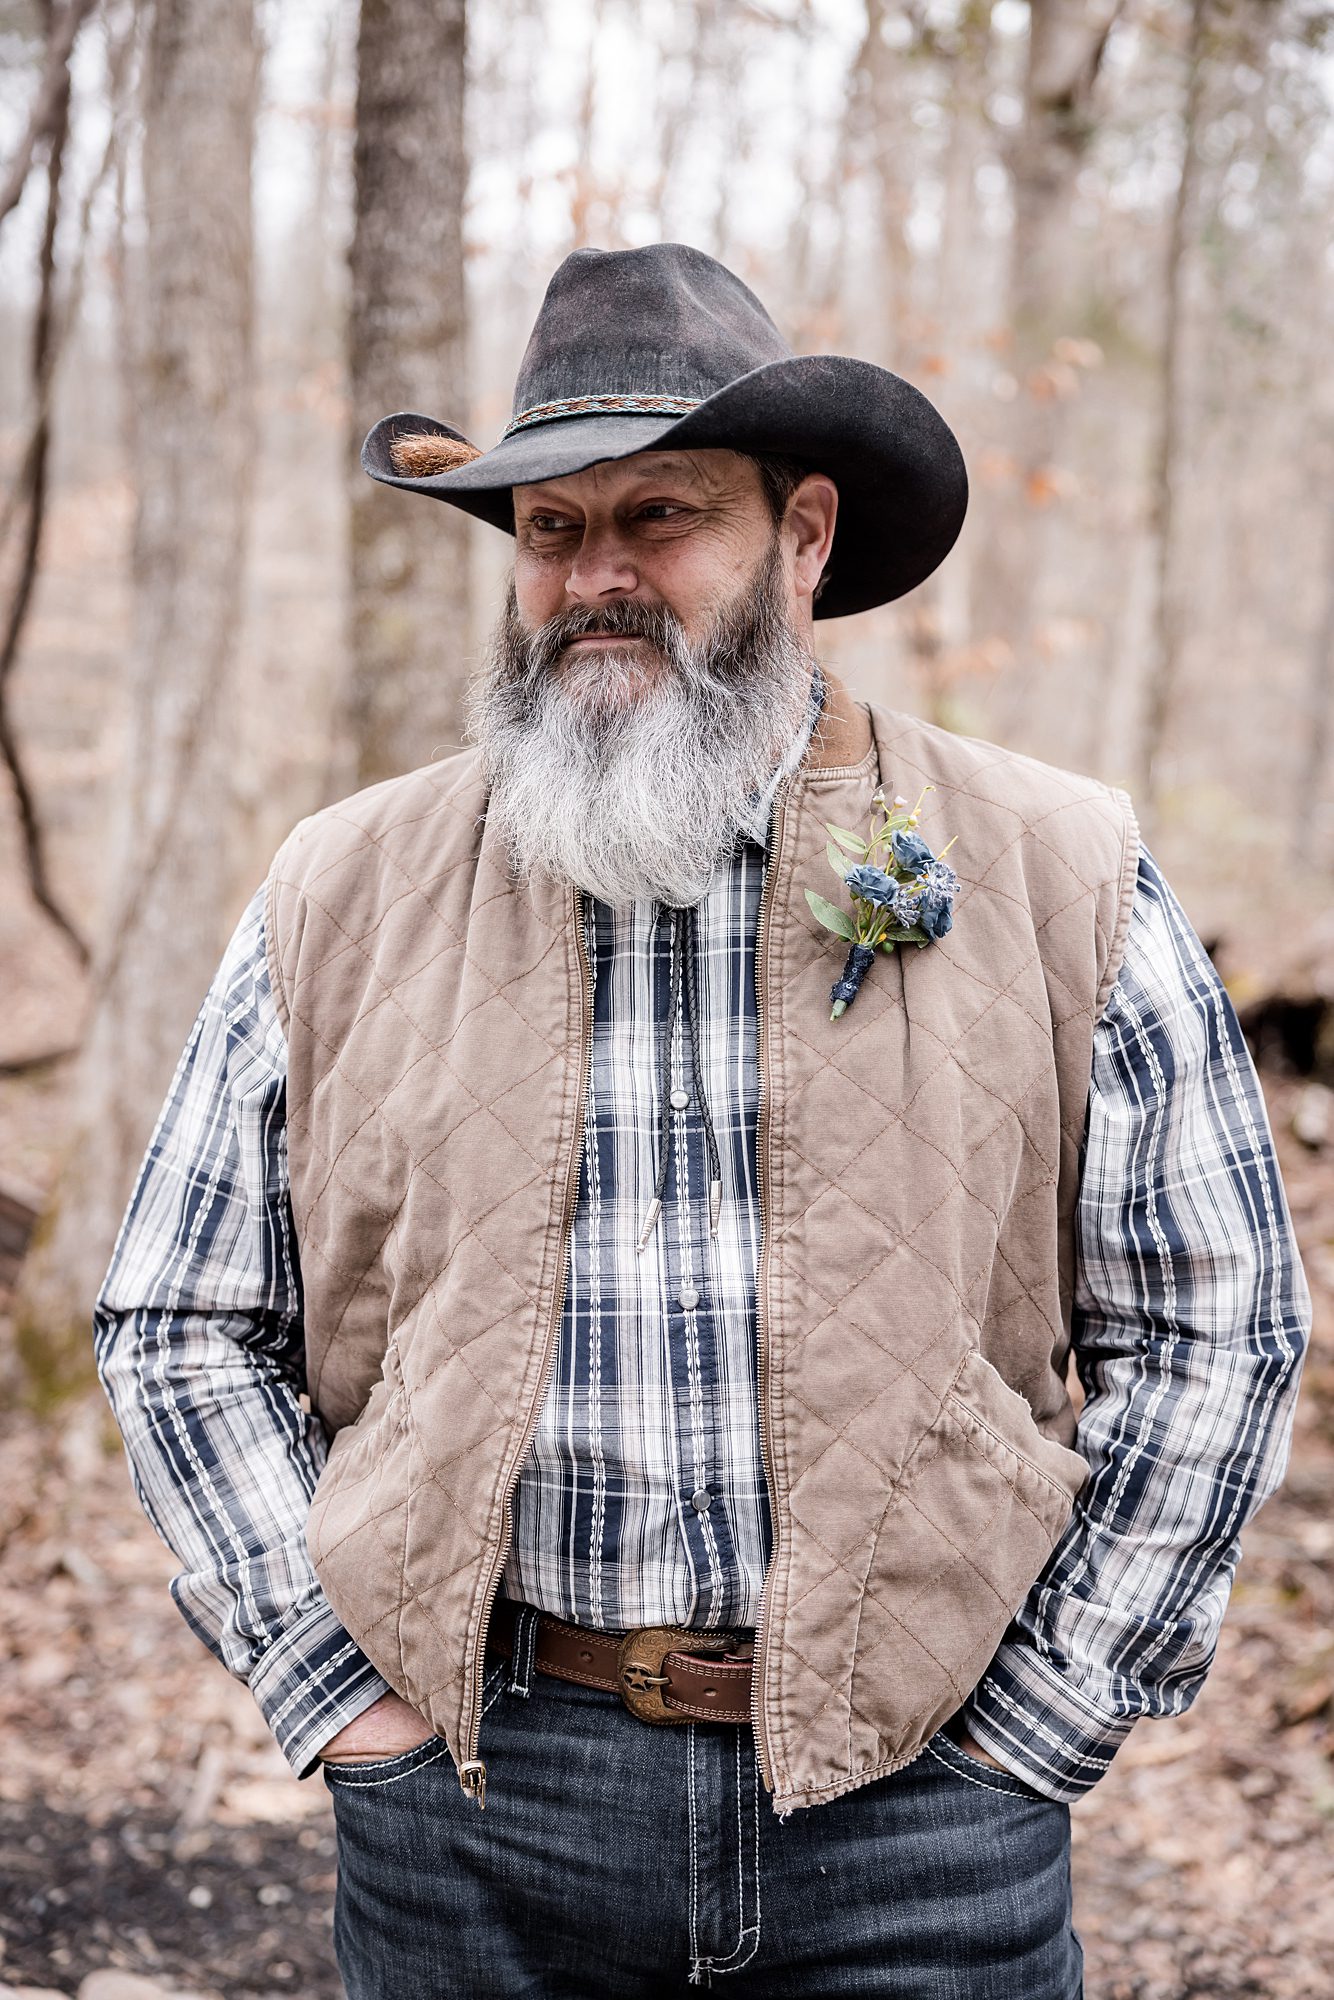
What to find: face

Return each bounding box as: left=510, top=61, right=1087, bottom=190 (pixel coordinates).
left=510, top=448, right=835, bottom=701
left=465, top=447, right=837, bottom=910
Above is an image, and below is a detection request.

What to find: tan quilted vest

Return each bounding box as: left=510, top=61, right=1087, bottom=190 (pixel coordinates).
left=265, top=668, right=1139, bottom=1814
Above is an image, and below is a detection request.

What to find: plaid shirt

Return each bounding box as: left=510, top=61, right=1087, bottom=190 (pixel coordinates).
left=92, top=701, right=1311, bottom=1801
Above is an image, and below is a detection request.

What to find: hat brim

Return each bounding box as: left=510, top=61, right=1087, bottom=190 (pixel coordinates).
left=360, top=355, right=968, bottom=620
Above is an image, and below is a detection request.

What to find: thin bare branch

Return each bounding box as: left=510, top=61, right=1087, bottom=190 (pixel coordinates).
left=0, top=0, right=90, bottom=965
left=1139, top=0, right=1210, bottom=819
left=0, top=0, right=99, bottom=233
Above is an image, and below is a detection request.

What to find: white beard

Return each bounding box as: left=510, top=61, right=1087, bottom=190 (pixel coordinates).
left=464, top=538, right=817, bottom=909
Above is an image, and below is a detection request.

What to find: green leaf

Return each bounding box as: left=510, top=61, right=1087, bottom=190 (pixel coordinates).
left=826, top=840, right=851, bottom=879
left=804, top=889, right=858, bottom=941
left=825, top=824, right=868, bottom=855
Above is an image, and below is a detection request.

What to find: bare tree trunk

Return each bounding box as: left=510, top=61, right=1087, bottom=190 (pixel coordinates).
left=1136, top=0, right=1208, bottom=821
left=568, top=0, right=606, bottom=248
left=0, top=0, right=86, bottom=966
left=292, top=0, right=348, bottom=361
left=975, top=0, right=1122, bottom=736
left=850, top=0, right=914, bottom=369
left=1295, top=458, right=1334, bottom=861
left=916, top=0, right=996, bottom=724
left=14, top=0, right=259, bottom=1397
left=1, top=0, right=139, bottom=982
left=337, top=0, right=471, bottom=792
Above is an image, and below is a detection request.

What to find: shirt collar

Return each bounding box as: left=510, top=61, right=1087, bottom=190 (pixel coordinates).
left=737, top=659, right=826, bottom=851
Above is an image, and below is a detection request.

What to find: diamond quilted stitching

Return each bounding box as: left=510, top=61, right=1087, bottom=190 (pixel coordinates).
left=268, top=685, right=1139, bottom=1804
left=751, top=702, right=1138, bottom=1801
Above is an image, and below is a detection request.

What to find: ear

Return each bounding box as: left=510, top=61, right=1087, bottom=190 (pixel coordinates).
left=787, top=473, right=838, bottom=601
left=388, top=433, right=484, bottom=476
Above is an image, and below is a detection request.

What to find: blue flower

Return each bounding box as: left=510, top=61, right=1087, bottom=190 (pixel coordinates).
left=844, top=864, right=897, bottom=906
left=918, top=893, right=954, bottom=941
left=892, top=886, right=923, bottom=927
left=922, top=858, right=960, bottom=898
left=890, top=828, right=936, bottom=872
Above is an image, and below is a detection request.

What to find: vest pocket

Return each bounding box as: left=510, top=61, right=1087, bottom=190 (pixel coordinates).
left=847, top=1344, right=1090, bottom=1768
left=942, top=1346, right=1089, bottom=1516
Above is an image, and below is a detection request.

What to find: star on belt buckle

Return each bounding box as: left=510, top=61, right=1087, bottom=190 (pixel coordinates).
left=616, top=1625, right=738, bottom=1724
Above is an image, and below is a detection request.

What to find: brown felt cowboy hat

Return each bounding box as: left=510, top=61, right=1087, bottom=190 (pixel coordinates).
left=360, top=242, right=968, bottom=621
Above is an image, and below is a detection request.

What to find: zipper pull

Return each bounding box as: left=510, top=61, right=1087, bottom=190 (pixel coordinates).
left=459, top=1758, right=487, bottom=1809
left=635, top=1196, right=662, bottom=1253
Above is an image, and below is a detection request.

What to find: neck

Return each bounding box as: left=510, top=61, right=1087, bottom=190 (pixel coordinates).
left=801, top=665, right=872, bottom=772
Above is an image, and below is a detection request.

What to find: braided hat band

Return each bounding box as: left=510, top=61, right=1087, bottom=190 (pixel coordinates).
left=501, top=393, right=701, bottom=439
left=385, top=393, right=706, bottom=480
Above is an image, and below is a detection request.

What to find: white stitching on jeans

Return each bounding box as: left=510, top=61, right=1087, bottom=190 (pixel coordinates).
left=696, top=1720, right=716, bottom=1984
left=693, top=1729, right=762, bottom=1977
left=326, top=1664, right=507, bottom=1790
left=323, top=1739, right=450, bottom=1788
left=924, top=1737, right=1042, bottom=1799
left=482, top=1658, right=510, bottom=1716
left=506, top=1607, right=539, bottom=1698
left=687, top=1724, right=701, bottom=1976
left=506, top=1610, right=527, bottom=1696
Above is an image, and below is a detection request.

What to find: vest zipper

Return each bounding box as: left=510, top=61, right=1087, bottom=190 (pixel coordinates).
left=749, top=779, right=791, bottom=1796
left=458, top=884, right=595, bottom=1808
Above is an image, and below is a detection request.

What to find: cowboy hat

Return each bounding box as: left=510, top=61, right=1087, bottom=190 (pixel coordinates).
left=360, top=241, right=968, bottom=621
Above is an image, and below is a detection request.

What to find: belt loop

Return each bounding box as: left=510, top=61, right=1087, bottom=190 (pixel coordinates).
left=507, top=1604, right=540, bottom=1698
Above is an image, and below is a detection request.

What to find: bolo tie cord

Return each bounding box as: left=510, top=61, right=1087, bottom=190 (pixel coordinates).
left=635, top=900, right=724, bottom=1253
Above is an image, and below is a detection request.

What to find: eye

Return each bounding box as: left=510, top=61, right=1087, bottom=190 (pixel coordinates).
left=636, top=502, right=688, bottom=521
left=525, top=512, right=576, bottom=534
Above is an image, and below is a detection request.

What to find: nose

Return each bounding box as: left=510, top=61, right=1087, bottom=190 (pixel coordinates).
left=563, top=522, right=639, bottom=605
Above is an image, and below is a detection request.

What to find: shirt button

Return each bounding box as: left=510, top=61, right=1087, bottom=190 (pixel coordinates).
left=691, top=1489, right=713, bottom=1513
left=678, top=1285, right=700, bottom=1310
left=669, top=1087, right=690, bottom=1110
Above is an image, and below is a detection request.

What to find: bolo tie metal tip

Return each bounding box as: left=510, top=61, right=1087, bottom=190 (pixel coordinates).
left=709, top=1179, right=722, bottom=1236
left=635, top=1197, right=663, bottom=1253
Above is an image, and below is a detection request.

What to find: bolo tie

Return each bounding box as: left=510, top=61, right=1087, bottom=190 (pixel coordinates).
left=635, top=899, right=724, bottom=1253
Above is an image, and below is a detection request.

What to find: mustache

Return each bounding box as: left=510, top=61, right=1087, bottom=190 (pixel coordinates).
left=520, top=596, right=688, bottom=676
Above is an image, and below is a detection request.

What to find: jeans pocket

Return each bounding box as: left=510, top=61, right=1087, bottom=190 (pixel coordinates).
left=320, top=1732, right=447, bottom=1787
left=923, top=1725, right=1055, bottom=1803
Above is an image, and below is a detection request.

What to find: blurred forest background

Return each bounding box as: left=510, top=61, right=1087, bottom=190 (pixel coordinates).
left=1, top=0, right=1333, bottom=1995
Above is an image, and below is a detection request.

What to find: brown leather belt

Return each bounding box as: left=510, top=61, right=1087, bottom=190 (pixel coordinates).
left=488, top=1596, right=755, bottom=1725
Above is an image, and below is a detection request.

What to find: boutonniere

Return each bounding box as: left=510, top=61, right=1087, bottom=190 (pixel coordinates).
left=805, top=786, right=960, bottom=1018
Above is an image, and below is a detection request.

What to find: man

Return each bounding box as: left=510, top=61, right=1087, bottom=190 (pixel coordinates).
left=94, top=244, right=1310, bottom=1998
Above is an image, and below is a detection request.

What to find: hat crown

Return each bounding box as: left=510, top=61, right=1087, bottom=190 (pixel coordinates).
left=511, top=242, right=793, bottom=419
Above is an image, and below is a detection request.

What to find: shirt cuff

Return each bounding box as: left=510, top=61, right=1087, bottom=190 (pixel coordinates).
left=248, top=1599, right=394, bottom=1779
left=959, top=1643, right=1139, bottom=1803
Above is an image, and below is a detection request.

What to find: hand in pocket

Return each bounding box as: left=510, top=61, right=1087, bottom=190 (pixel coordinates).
left=318, top=1690, right=436, bottom=1765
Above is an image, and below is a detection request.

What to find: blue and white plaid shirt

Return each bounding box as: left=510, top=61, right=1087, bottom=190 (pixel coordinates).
left=92, top=695, right=1311, bottom=1802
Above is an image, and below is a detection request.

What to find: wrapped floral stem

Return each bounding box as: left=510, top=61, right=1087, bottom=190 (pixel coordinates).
left=830, top=942, right=878, bottom=1018
left=804, top=785, right=960, bottom=1020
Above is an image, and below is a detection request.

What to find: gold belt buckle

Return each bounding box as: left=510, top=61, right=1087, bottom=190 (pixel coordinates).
left=616, top=1625, right=737, bottom=1724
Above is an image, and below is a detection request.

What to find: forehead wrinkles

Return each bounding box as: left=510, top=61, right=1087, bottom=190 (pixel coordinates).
left=516, top=447, right=753, bottom=510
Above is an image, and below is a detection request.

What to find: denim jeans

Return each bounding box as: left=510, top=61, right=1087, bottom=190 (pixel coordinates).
left=322, top=1618, right=1083, bottom=1998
